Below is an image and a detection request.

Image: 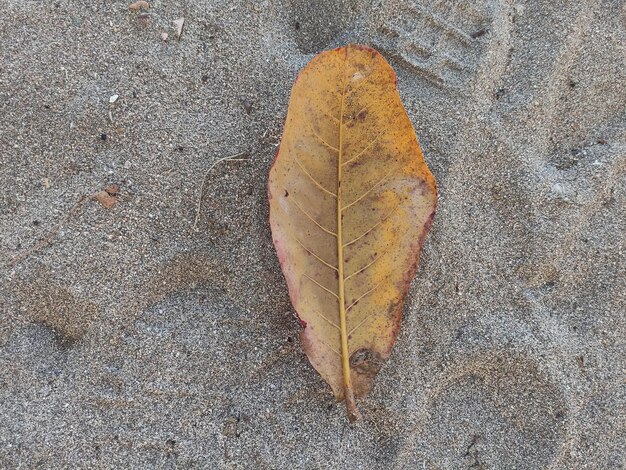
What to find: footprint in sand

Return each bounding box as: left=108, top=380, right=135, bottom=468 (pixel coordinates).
left=290, top=0, right=511, bottom=95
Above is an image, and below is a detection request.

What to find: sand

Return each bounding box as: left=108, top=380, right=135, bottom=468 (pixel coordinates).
left=1, top=0, right=624, bottom=468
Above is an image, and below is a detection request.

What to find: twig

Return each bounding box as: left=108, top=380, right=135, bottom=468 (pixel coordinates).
left=8, top=195, right=89, bottom=268
left=193, top=152, right=248, bottom=229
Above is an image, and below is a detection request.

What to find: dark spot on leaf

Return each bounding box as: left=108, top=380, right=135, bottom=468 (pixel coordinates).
left=350, top=349, right=384, bottom=379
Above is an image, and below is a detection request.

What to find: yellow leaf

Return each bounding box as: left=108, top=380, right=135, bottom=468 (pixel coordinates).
left=268, top=44, right=437, bottom=421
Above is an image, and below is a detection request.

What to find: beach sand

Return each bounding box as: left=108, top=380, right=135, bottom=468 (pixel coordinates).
left=1, top=0, right=625, bottom=468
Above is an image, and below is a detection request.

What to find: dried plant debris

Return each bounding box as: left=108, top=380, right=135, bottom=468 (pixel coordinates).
left=93, top=184, right=120, bottom=209
left=129, top=1, right=150, bottom=11
left=268, top=44, right=437, bottom=421
left=173, top=17, right=185, bottom=40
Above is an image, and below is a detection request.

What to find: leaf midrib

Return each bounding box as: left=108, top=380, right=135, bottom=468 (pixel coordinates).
left=335, top=48, right=355, bottom=416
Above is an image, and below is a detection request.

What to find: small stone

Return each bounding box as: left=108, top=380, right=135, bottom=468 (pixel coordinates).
left=161, top=32, right=168, bottom=41
left=129, top=1, right=150, bottom=10
left=109, top=94, right=119, bottom=104
left=137, top=12, right=150, bottom=26
left=241, top=97, right=253, bottom=115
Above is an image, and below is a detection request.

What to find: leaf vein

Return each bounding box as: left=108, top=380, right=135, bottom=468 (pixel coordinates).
left=341, top=167, right=395, bottom=212
left=294, top=157, right=337, bottom=198
left=344, top=248, right=390, bottom=282
left=343, top=205, right=400, bottom=248
left=308, top=125, right=339, bottom=152
left=346, top=281, right=383, bottom=312
left=312, top=310, right=340, bottom=330
left=303, top=274, right=339, bottom=299
left=321, top=107, right=340, bottom=123
left=290, top=197, right=338, bottom=237
left=295, top=237, right=338, bottom=272
left=342, top=131, right=383, bottom=166
left=317, top=336, right=341, bottom=356
left=348, top=310, right=377, bottom=338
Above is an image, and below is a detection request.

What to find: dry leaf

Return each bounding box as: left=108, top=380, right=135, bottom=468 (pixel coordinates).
left=104, top=183, right=120, bottom=196
left=93, top=184, right=120, bottom=209
left=129, top=1, right=150, bottom=11
left=268, top=44, right=437, bottom=421
left=93, top=191, right=116, bottom=208
left=173, top=17, right=185, bottom=39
